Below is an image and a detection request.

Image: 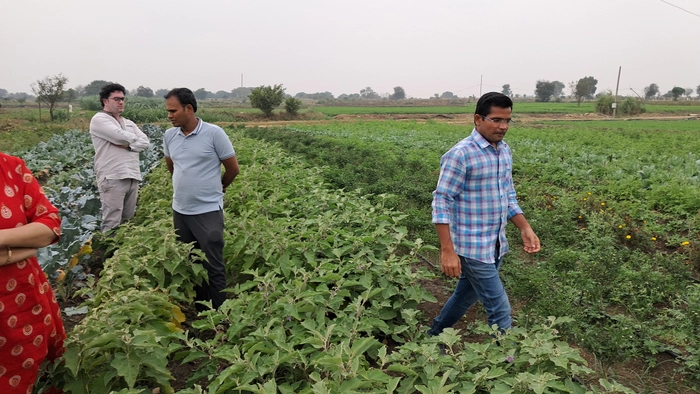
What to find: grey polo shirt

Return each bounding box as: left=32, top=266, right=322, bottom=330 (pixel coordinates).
left=163, top=119, right=235, bottom=215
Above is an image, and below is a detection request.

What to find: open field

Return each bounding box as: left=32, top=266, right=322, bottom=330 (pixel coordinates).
left=3, top=100, right=700, bottom=392
left=244, top=119, right=700, bottom=392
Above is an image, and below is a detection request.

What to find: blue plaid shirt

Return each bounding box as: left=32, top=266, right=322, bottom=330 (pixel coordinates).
left=432, top=129, right=523, bottom=264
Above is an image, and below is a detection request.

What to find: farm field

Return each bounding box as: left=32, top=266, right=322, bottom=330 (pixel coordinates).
left=3, top=103, right=700, bottom=392
left=244, top=119, right=700, bottom=392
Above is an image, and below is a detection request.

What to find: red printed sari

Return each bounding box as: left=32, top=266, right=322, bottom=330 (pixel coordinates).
left=0, top=153, right=65, bottom=393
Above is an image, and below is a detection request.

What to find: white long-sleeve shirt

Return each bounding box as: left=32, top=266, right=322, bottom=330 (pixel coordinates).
left=89, top=111, right=150, bottom=182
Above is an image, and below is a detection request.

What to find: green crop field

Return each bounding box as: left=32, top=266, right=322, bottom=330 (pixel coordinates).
left=5, top=102, right=700, bottom=392
left=245, top=118, right=700, bottom=391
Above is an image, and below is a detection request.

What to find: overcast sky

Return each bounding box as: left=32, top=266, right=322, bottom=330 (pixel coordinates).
left=1, top=0, right=698, bottom=99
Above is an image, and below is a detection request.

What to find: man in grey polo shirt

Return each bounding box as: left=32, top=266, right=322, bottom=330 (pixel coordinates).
left=90, top=82, right=150, bottom=233
left=163, top=88, right=240, bottom=310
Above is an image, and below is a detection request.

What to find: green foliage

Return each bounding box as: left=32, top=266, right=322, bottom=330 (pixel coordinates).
left=502, top=84, right=512, bottom=97
left=390, top=86, right=406, bottom=100
left=670, top=86, right=686, bottom=100
left=644, top=83, right=659, bottom=99
left=283, top=97, right=302, bottom=116
left=31, top=73, right=69, bottom=121
left=243, top=124, right=438, bottom=245
left=596, top=95, right=644, bottom=116
left=46, top=289, right=186, bottom=394
left=572, top=76, right=598, bottom=106
left=249, top=84, right=286, bottom=117
left=135, top=86, right=154, bottom=98
left=83, top=80, right=110, bottom=96
left=618, top=97, right=645, bottom=115
left=78, top=95, right=102, bottom=111
left=251, top=120, right=700, bottom=383
left=535, top=80, right=556, bottom=102
left=385, top=318, right=631, bottom=394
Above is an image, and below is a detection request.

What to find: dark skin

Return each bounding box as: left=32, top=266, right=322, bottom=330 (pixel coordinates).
left=437, top=106, right=540, bottom=278
left=164, top=96, right=240, bottom=191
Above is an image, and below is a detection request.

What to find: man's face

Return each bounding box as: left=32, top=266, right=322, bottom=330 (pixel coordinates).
left=103, top=91, right=125, bottom=115
left=165, top=96, right=192, bottom=128
left=474, top=106, right=512, bottom=146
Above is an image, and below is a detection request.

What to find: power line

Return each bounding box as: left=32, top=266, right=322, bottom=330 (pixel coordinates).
left=660, top=0, right=700, bottom=18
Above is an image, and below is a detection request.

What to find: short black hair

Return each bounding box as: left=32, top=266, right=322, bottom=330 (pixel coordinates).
left=475, top=92, right=513, bottom=117
left=164, top=88, right=197, bottom=113
left=99, top=83, right=126, bottom=108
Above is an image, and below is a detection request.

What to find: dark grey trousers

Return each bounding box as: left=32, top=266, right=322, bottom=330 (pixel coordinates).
left=173, top=209, right=227, bottom=310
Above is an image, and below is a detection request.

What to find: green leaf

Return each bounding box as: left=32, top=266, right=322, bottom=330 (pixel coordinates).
left=110, top=352, right=141, bottom=388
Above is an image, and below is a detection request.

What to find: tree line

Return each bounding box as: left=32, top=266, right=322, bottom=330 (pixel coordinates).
left=526, top=78, right=699, bottom=105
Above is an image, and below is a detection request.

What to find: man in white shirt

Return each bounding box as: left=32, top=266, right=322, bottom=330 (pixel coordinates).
left=89, top=83, right=150, bottom=233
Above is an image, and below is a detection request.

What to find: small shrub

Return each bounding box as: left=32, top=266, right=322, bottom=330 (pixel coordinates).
left=596, top=95, right=646, bottom=116
left=596, top=94, right=615, bottom=115
left=249, top=84, right=285, bottom=117
left=284, top=97, right=302, bottom=116
left=619, top=97, right=646, bottom=115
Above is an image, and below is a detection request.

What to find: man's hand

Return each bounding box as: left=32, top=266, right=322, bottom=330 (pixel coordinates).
left=440, top=250, right=461, bottom=278
left=520, top=227, right=541, bottom=254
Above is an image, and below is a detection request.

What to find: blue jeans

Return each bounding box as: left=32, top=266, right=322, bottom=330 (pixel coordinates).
left=428, top=255, right=511, bottom=336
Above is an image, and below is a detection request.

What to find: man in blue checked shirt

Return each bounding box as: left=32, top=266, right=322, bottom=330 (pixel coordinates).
left=428, top=92, right=540, bottom=337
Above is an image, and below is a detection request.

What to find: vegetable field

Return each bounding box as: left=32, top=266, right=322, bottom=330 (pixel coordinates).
left=245, top=119, right=700, bottom=390
left=13, top=117, right=700, bottom=393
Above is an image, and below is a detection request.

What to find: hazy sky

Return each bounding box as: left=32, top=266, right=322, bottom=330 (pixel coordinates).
left=1, top=0, right=699, bottom=99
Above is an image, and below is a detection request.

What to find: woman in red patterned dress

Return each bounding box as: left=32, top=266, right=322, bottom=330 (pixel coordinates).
left=0, top=152, right=66, bottom=393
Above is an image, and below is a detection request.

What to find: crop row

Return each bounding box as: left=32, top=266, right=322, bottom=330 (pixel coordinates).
left=32, top=127, right=617, bottom=393
left=243, top=119, right=700, bottom=385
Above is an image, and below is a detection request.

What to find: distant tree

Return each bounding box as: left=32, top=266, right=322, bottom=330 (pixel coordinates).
left=644, top=83, right=659, bottom=99
left=284, top=97, right=302, bottom=116
left=534, top=80, right=556, bottom=102
left=209, top=90, right=228, bottom=99
left=433, top=93, right=439, bottom=99
left=73, top=85, right=85, bottom=97
left=194, top=88, right=210, bottom=101
left=155, top=89, right=169, bottom=97
left=31, top=74, right=69, bottom=121
left=10, top=92, right=31, bottom=103
left=552, top=81, right=565, bottom=98
left=501, top=84, right=512, bottom=97
left=295, top=91, right=334, bottom=100
left=360, top=86, right=379, bottom=99
left=440, top=91, right=455, bottom=99
left=685, top=88, right=694, bottom=98
left=136, top=86, right=154, bottom=98
left=249, top=84, right=286, bottom=117
left=0, top=88, right=7, bottom=98
left=389, top=86, right=406, bottom=100
left=696, top=84, right=700, bottom=97
left=84, top=80, right=110, bottom=96
left=338, top=93, right=360, bottom=100
left=670, top=86, right=685, bottom=100
left=231, top=87, right=253, bottom=101
left=571, top=76, right=598, bottom=106
left=62, top=88, right=77, bottom=103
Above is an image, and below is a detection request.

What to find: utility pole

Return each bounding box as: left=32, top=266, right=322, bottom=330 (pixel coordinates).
left=480, top=75, right=483, bottom=97
left=241, top=74, right=243, bottom=88
left=612, top=66, right=621, bottom=117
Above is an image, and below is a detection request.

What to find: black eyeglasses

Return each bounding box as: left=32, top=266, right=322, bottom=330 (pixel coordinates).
left=481, top=115, right=513, bottom=125
left=110, top=97, right=126, bottom=102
